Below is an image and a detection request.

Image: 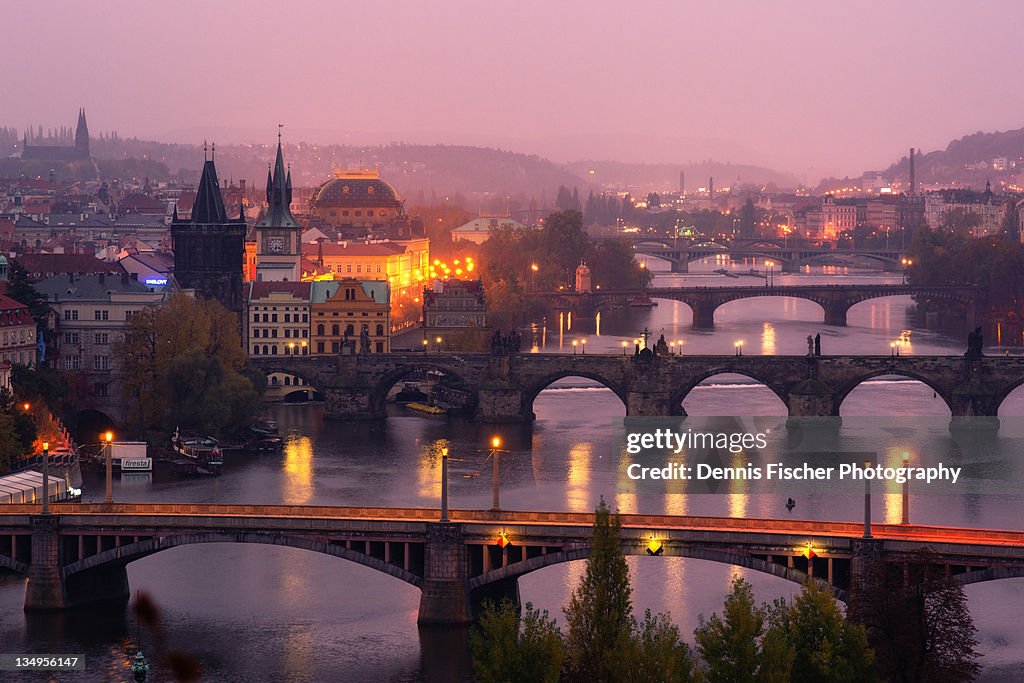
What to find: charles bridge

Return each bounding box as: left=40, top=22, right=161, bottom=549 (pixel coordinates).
left=250, top=351, right=1024, bottom=423
left=537, top=284, right=977, bottom=328
left=3, top=504, right=1023, bottom=624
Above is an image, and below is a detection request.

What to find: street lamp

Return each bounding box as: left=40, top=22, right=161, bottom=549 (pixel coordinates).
left=440, top=447, right=449, bottom=522
left=22, top=402, right=30, bottom=413
left=301, top=340, right=308, bottom=355
left=489, top=436, right=507, bottom=512
left=435, top=336, right=442, bottom=352
left=104, top=431, right=114, bottom=505
left=765, top=260, right=774, bottom=288
left=901, top=258, right=913, bottom=285
left=581, top=339, right=586, bottom=355
left=572, top=340, right=578, bottom=355
left=901, top=451, right=910, bottom=524
left=863, top=459, right=873, bottom=538
left=530, top=263, right=538, bottom=292
left=890, top=342, right=896, bottom=358
left=639, top=261, right=647, bottom=293
left=735, top=341, right=743, bottom=357
left=422, top=339, right=429, bottom=354
left=287, top=342, right=295, bottom=355
left=621, top=340, right=628, bottom=356
left=41, top=441, right=49, bottom=514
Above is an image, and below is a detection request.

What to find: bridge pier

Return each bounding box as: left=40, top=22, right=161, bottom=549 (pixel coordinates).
left=418, top=523, right=472, bottom=625
left=691, top=303, right=717, bottom=329
left=322, top=386, right=385, bottom=420
left=785, top=379, right=837, bottom=418
left=823, top=302, right=849, bottom=326
left=476, top=387, right=531, bottom=422
left=669, top=258, right=688, bottom=273
left=626, top=390, right=674, bottom=417
left=949, top=386, right=1000, bottom=431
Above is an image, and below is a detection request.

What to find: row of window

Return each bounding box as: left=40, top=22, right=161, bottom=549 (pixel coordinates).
left=252, top=313, right=310, bottom=323
left=315, top=311, right=385, bottom=317
left=0, top=351, right=31, bottom=364
left=63, top=309, right=114, bottom=321
left=252, top=328, right=310, bottom=339
left=251, top=345, right=310, bottom=356
left=252, top=305, right=305, bottom=311
left=331, top=264, right=384, bottom=274
left=327, top=209, right=389, bottom=218
left=315, top=324, right=385, bottom=336
left=61, top=355, right=110, bottom=370
left=64, top=332, right=110, bottom=345
left=1, top=328, right=32, bottom=345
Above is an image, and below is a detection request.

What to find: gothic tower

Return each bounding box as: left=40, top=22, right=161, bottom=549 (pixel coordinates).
left=172, top=149, right=247, bottom=315
left=253, top=131, right=302, bottom=281
left=74, top=109, right=90, bottom=160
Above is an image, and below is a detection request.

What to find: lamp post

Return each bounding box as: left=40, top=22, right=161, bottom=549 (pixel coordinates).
left=572, top=340, right=578, bottom=355
left=440, top=447, right=449, bottom=522
left=901, top=451, right=910, bottom=525
left=41, top=441, right=49, bottom=514
left=639, top=261, right=647, bottom=294
left=581, top=339, right=586, bottom=355
left=863, top=459, right=872, bottom=538
left=104, top=431, right=114, bottom=505
left=765, top=260, right=774, bottom=288
left=621, top=340, right=628, bottom=356
left=901, top=258, right=912, bottom=285
left=301, top=340, right=308, bottom=355
left=287, top=342, right=295, bottom=356
left=435, top=336, right=442, bottom=352
left=735, top=341, right=743, bottom=357
left=530, top=263, right=538, bottom=292
left=489, top=436, right=507, bottom=512
left=422, top=338, right=429, bottom=354
left=890, top=342, right=896, bottom=357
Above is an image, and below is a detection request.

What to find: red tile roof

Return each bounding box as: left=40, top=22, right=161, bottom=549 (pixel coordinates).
left=14, top=253, right=125, bottom=279
left=247, top=281, right=312, bottom=300
left=0, top=295, right=32, bottom=327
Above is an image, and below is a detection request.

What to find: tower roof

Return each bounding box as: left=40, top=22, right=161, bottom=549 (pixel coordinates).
left=255, top=134, right=300, bottom=229
left=190, top=158, right=228, bottom=224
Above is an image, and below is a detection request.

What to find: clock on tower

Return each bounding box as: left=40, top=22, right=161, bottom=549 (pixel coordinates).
left=253, top=131, right=302, bottom=282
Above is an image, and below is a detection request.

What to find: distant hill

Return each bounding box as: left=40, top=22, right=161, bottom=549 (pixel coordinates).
left=566, top=159, right=799, bottom=193
left=880, top=127, right=1024, bottom=187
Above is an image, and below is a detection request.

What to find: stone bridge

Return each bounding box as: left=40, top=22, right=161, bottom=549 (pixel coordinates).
left=539, top=284, right=977, bottom=328
left=249, top=352, right=1022, bottom=423
left=3, top=504, right=1024, bottom=624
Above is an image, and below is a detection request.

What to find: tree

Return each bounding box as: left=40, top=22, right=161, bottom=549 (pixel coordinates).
left=1001, top=200, right=1020, bottom=242
left=848, top=551, right=981, bottom=682
left=470, top=599, right=564, bottom=683
left=621, top=609, right=700, bottom=683
left=564, top=499, right=635, bottom=682
left=773, top=581, right=874, bottom=683
left=739, top=198, right=757, bottom=237
left=115, top=294, right=258, bottom=438
left=694, top=577, right=793, bottom=682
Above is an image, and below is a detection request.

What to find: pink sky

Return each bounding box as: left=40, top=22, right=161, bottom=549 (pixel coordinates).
left=4, top=1, right=1023, bottom=175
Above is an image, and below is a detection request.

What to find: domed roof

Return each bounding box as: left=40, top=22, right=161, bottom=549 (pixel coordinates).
left=312, top=171, right=402, bottom=208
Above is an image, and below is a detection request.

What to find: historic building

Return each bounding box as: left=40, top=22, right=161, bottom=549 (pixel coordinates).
left=34, top=273, right=166, bottom=417
left=451, top=215, right=527, bottom=245
left=244, top=281, right=311, bottom=357
left=0, top=294, right=37, bottom=366
left=171, top=154, right=247, bottom=315
left=302, top=238, right=430, bottom=300
left=253, top=135, right=302, bottom=282
left=21, top=109, right=90, bottom=162
left=422, top=279, right=486, bottom=330
left=309, top=170, right=404, bottom=229
left=310, top=279, right=390, bottom=355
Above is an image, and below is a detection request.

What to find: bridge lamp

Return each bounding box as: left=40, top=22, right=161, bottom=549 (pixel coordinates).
left=646, top=538, right=663, bottom=556
left=103, top=431, right=114, bottom=506
left=581, top=339, right=586, bottom=354
left=497, top=531, right=512, bottom=549
left=801, top=543, right=816, bottom=560
left=287, top=342, right=295, bottom=355
left=41, top=441, right=49, bottom=514
left=22, top=402, right=30, bottom=412
left=621, top=340, right=628, bottom=355
left=901, top=451, right=911, bottom=525
left=572, top=340, right=578, bottom=355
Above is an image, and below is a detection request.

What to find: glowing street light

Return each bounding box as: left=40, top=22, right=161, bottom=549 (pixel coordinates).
left=572, top=340, right=578, bottom=355
left=489, top=436, right=507, bottom=512
left=901, top=451, right=911, bottom=524
left=863, top=459, right=873, bottom=538
left=104, top=431, right=115, bottom=505
left=734, top=340, right=744, bottom=357
left=41, top=441, right=50, bottom=514
left=621, top=340, right=628, bottom=356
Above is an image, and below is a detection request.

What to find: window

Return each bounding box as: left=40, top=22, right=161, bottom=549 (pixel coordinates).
left=93, top=383, right=108, bottom=398
left=252, top=346, right=260, bottom=355
left=262, top=314, right=269, bottom=323
left=271, top=329, right=278, bottom=338
left=64, top=309, right=78, bottom=321
left=346, top=265, right=352, bottom=273
left=126, top=310, right=140, bottom=321
left=284, top=313, right=291, bottom=323
left=94, top=355, right=110, bottom=370
left=345, top=324, right=354, bottom=336
left=331, top=324, right=339, bottom=336
left=331, top=341, right=339, bottom=353
left=64, top=332, right=80, bottom=344
left=253, top=313, right=259, bottom=322
left=303, top=329, right=308, bottom=338
left=95, top=309, right=109, bottom=321
left=375, top=341, right=384, bottom=353
left=316, top=342, right=324, bottom=353
left=376, top=324, right=384, bottom=336
left=271, top=314, right=278, bottom=323
left=63, top=355, right=81, bottom=370
left=356, top=265, right=362, bottom=273
left=317, top=324, right=325, bottom=335
left=302, top=314, right=308, bottom=323
left=94, top=332, right=109, bottom=345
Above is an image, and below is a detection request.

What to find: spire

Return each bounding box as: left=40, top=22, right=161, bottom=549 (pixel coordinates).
left=75, top=108, right=89, bottom=150
left=191, top=153, right=228, bottom=224
left=256, top=128, right=299, bottom=229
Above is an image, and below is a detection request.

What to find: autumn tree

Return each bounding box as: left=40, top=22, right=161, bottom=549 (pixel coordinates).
left=470, top=599, right=564, bottom=683
left=115, top=294, right=258, bottom=438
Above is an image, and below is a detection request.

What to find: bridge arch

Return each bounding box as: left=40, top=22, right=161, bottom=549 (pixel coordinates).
left=468, top=544, right=843, bottom=600
left=992, top=378, right=1024, bottom=416
left=370, top=362, right=476, bottom=413
left=250, top=363, right=325, bottom=398
left=955, top=566, right=1024, bottom=587
left=521, top=371, right=628, bottom=418
left=835, top=371, right=953, bottom=415
left=61, top=532, right=424, bottom=588
left=671, top=368, right=789, bottom=414
left=0, top=552, right=28, bottom=575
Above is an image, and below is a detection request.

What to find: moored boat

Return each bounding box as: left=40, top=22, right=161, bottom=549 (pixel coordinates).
left=406, top=402, right=447, bottom=415
left=172, top=428, right=223, bottom=473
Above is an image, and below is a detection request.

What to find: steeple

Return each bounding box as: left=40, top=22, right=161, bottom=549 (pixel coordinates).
left=191, top=155, right=228, bottom=224
left=256, top=129, right=299, bottom=228
left=75, top=108, right=89, bottom=156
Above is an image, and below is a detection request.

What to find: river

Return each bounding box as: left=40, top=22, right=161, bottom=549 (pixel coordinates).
left=2, top=257, right=1023, bottom=682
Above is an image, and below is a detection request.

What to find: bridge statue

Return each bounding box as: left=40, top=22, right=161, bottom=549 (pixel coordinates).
left=655, top=334, right=668, bottom=356
left=490, top=329, right=521, bottom=355
left=359, top=325, right=371, bottom=355
left=965, top=326, right=984, bottom=358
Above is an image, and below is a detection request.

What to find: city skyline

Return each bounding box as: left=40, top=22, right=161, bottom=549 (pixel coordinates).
left=5, top=1, right=1024, bottom=177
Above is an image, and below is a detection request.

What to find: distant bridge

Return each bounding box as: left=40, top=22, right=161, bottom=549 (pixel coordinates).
left=538, top=284, right=977, bottom=328
left=249, top=352, right=1018, bottom=423
left=4, top=504, right=1024, bottom=623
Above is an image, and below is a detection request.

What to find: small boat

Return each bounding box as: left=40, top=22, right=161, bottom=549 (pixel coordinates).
left=249, top=418, right=279, bottom=437
left=714, top=268, right=741, bottom=279
left=406, top=402, right=447, bottom=415
left=172, top=428, right=223, bottom=473
left=786, top=497, right=796, bottom=511
left=395, top=381, right=429, bottom=403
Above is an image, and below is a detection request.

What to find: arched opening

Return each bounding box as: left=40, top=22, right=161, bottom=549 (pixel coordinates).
left=838, top=374, right=951, bottom=416
left=256, top=369, right=322, bottom=403
left=995, top=382, right=1024, bottom=416
left=374, top=364, right=475, bottom=415
left=678, top=372, right=788, bottom=416
left=526, top=373, right=626, bottom=421
left=72, top=408, right=116, bottom=445
left=845, top=294, right=916, bottom=330
left=714, top=295, right=827, bottom=327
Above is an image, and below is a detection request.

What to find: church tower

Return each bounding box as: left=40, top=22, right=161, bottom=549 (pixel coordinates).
left=254, top=130, right=302, bottom=281
left=74, top=108, right=90, bottom=160
left=172, top=148, right=247, bottom=315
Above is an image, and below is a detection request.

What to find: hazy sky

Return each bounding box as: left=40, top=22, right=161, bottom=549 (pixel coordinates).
left=5, top=1, right=1024, bottom=176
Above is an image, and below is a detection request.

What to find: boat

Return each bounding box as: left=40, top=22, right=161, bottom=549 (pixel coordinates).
left=406, top=402, right=447, bottom=415
left=172, top=428, right=223, bottom=472
left=395, top=381, right=429, bottom=403
left=714, top=268, right=741, bottom=279
left=249, top=418, right=279, bottom=437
